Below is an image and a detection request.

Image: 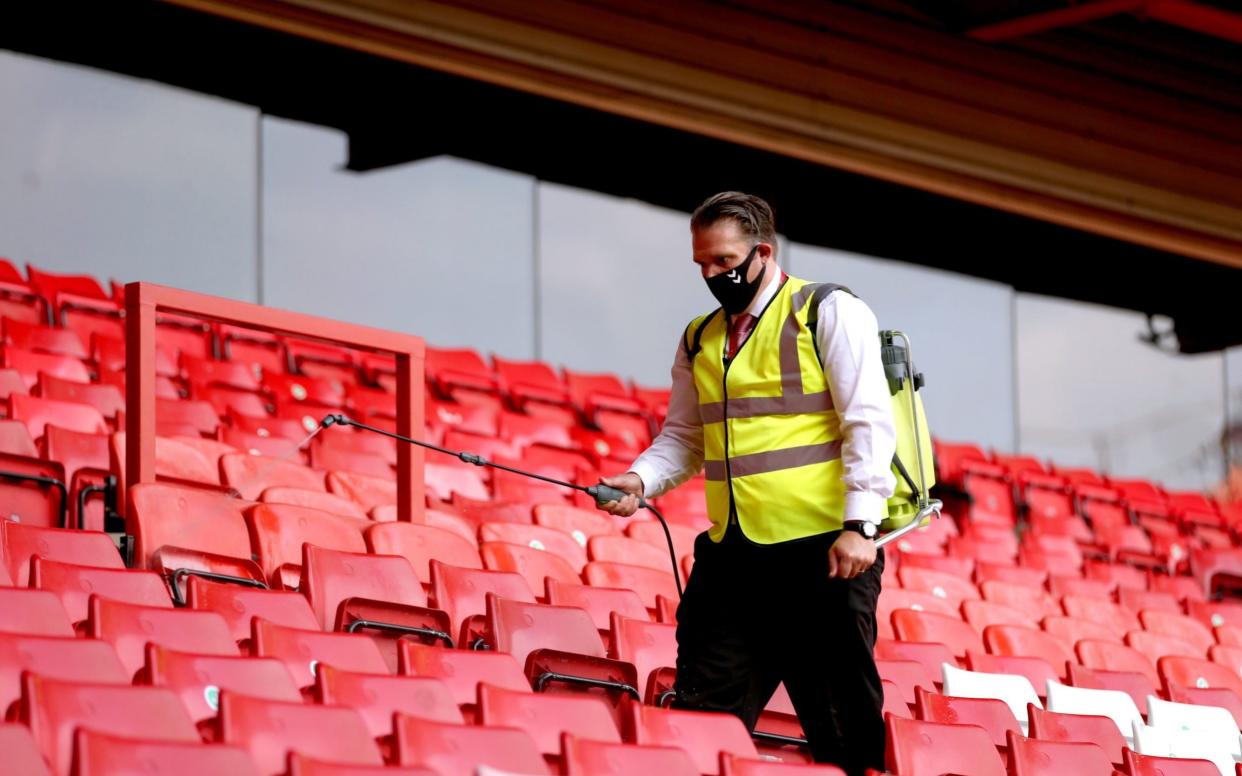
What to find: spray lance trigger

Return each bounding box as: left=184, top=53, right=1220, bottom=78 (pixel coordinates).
left=587, top=484, right=644, bottom=508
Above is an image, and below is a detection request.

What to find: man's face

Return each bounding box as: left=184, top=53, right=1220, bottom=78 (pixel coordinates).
left=692, top=219, right=772, bottom=280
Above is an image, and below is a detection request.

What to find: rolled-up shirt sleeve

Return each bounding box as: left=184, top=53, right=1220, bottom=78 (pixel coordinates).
left=628, top=335, right=704, bottom=499
left=815, top=292, right=897, bottom=524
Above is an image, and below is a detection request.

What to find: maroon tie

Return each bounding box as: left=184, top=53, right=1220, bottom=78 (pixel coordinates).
left=728, top=314, right=756, bottom=360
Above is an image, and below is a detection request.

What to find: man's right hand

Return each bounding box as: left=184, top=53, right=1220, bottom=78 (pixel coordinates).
left=595, top=472, right=645, bottom=517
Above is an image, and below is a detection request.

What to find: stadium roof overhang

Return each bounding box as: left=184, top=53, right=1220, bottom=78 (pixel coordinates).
left=5, top=0, right=1241, bottom=352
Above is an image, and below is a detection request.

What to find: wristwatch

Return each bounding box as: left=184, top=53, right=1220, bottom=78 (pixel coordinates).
left=842, top=520, right=878, bottom=540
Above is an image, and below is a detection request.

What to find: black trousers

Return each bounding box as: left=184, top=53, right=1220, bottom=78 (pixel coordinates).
left=671, top=526, right=886, bottom=776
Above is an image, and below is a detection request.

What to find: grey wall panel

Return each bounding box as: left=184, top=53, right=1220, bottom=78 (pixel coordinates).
left=261, top=117, right=536, bottom=358
left=0, top=51, right=258, bottom=301
left=1016, top=293, right=1225, bottom=491
left=786, top=243, right=1016, bottom=453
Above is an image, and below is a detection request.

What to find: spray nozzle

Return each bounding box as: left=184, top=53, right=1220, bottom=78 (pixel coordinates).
left=321, top=414, right=351, bottom=428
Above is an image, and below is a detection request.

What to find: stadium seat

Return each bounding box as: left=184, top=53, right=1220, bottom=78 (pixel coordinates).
left=965, top=652, right=1060, bottom=699
left=287, top=755, right=433, bottom=776
left=1146, top=696, right=1240, bottom=753
left=1045, top=681, right=1142, bottom=739
left=87, top=597, right=238, bottom=678
left=393, top=716, right=548, bottom=775
left=477, top=682, right=620, bottom=755
left=0, top=723, right=50, bottom=776
left=185, top=577, right=319, bottom=643
left=127, top=483, right=254, bottom=573
left=0, top=588, right=76, bottom=636
left=1140, top=609, right=1216, bottom=653
left=1188, top=601, right=1242, bottom=630
left=1006, top=732, right=1114, bottom=776
left=428, top=561, right=537, bottom=648
left=250, top=619, right=390, bottom=688
left=38, top=374, right=123, bottom=421
left=1066, top=663, right=1157, bottom=716
left=583, top=561, right=679, bottom=610
left=74, top=730, right=261, bottom=776
left=260, top=486, right=368, bottom=519
left=424, top=461, right=488, bottom=501
left=984, top=624, right=1073, bottom=679
left=627, top=703, right=759, bottom=776
left=588, top=534, right=673, bottom=572
left=1027, top=705, right=1127, bottom=765
left=145, top=645, right=303, bottom=725
left=1124, top=750, right=1223, bottom=776
left=1062, top=595, right=1141, bottom=635
left=877, top=639, right=958, bottom=686
left=1158, top=655, right=1242, bottom=698
left=31, top=558, right=171, bottom=623
left=1130, top=723, right=1237, bottom=775
left=979, top=580, right=1061, bottom=619
left=364, top=522, right=480, bottom=585
left=534, top=503, right=620, bottom=545
left=1209, top=643, right=1242, bottom=675
left=480, top=523, right=588, bottom=571
left=962, top=600, right=1039, bottom=631
left=1126, top=630, right=1203, bottom=666
left=19, top=676, right=199, bottom=776
left=246, top=503, right=367, bottom=580
left=398, top=641, right=530, bottom=708
left=885, top=716, right=1006, bottom=776
left=1, top=520, right=123, bottom=586
left=562, top=734, right=700, bottom=776
left=222, top=453, right=325, bottom=500
left=484, top=594, right=639, bottom=695
left=546, top=579, right=650, bottom=631
left=5, top=350, right=93, bottom=392
left=480, top=540, right=581, bottom=591
left=1041, top=616, right=1123, bottom=651
left=314, top=665, right=463, bottom=738
left=627, top=520, right=698, bottom=564
left=891, top=609, right=983, bottom=659
left=1120, top=588, right=1182, bottom=615
left=218, top=692, right=383, bottom=776
left=611, top=613, right=677, bottom=700
left=877, top=659, right=936, bottom=705
left=1166, top=685, right=1242, bottom=730
left=900, top=550, right=975, bottom=579
left=0, top=632, right=128, bottom=718
left=914, top=688, right=1020, bottom=746
left=942, top=663, right=1042, bottom=724
left=1075, top=639, right=1159, bottom=685
left=326, top=470, right=396, bottom=512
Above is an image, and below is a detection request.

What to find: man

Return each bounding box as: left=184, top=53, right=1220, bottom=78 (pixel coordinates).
left=597, top=192, right=896, bottom=775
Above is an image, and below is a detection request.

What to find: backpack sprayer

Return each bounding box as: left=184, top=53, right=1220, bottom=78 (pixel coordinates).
left=318, top=414, right=684, bottom=595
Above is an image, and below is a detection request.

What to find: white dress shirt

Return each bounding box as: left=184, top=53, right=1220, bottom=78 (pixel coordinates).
left=628, top=264, right=897, bottom=524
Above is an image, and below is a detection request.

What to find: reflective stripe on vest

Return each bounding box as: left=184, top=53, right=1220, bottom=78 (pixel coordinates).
left=689, top=276, right=847, bottom=544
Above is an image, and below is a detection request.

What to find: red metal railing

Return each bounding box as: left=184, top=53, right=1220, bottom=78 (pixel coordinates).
left=124, top=282, right=425, bottom=520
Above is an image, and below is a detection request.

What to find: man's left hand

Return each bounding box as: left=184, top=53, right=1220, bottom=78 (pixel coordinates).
left=829, top=530, right=877, bottom=580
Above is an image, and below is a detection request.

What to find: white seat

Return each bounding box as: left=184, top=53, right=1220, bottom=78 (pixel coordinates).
left=1147, top=696, right=1241, bottom=756
left=1132, top=721, right=1239, bottom=776
left=1046, top=681, right=1143, bottom=742
left=942, top=662, right=1042, bottom=727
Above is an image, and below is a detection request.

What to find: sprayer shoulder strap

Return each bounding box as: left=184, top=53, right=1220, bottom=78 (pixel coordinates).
left=682, top=309, right=722, bottom=361
left=803, top=283, right=855, bottom=364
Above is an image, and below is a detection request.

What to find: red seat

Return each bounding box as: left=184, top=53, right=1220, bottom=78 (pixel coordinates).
left=0, top=588, right=75, bottom=636
left=260, top=486, right=368, bottom=520
left=363, top=523, right=480, bottom=585
left=127, top=484, right=253, bottom=572
left=1187, top=600, right=1242, bottom=630
left=0, top=723, right=50, bottom=776
left=627, top=703, right=758, bottom=776
left=1165, top=684, right=1242, bottom=730
left=4, top=349, right=92, bottom=392
left=1061, top=595, right=1139, bottom=635
left=875, top=639, right=957, bottom=686
left=611, top=614, right=677, bottom=700
left=394, top=716, right=547, bottom=775
left=547, top=579, right=649, bottom=632
left=900, top=551, right=976, bottom=579
left=1125, top=749, right=1222, bottom=776
left=10, top=393, right=104, bottom=439
left=0, top=417, right=37, bottom=456
left=222, top=453, right=325, bottom=501
left=424, top=346, right=498, bottom=398
left=481, top=523, right=588, bottom=571
left=0, top=633, right=128, bottom=718
left=19, top=676, right=199, bottom=776
left=310, top=447, right=391, bottom=479
left=481, top=540, right=581, bottom=591
left=588, top=534, right=671, bottom=572
left=398, top=641, right=530, bottom=707
left=1126, top=630, right=1202, bottom=666
left=31, top=558, right=171, bottom=623
left=583, top=561, right=679, bottom=610
left=1158, top=654, right=1242, bottom=697
left=885, top=716, right=1006, bottom=776
left=963, top=470, right=1016, bottom=526
left=182, top=354, right=261, bottom=391
left=1139, top=609, right=1215, bottom=653
left=112, top=433, right=223, bottom=488
left=1007, top=732, right=1114, bottom=776
left=965, top=652, right=1059, bottom=698
left=979, top=580, right=1061, bottom=620
left=38, top=373, right=123, bottom=418
left=1, top=520, right=123, bottom=586
left=477, top=682, right=620, bottom=755
left=219, top=692, right=382, bottom=776
left=876, top=659, right=937, bottom=705
left=563, top=735, right=699, bottom=776
left=145, top=645, right=303, bottom=724
left=185, top=577, right=319, bottom=642
left=493, top=356, right=570, bottom=408
left=1028, top=705, right=1126, bottom=765
left=423, top=461, right=488, bottom=501
left=326, top=470, right=396, bottom=512
left=984, top=624, right=1072, bottom=679
left=74, top=730, right=260, bottom=776
left=263, top=373, right=345, bottom=408
left=428, top=561, right=536, bottom=648
left=1041, top=616, right=1121, bottom=652
left=246, top=503, right=366, bottom=580
left=1046, top=575, right=1112, bottom=600
left=962, top=600, right=1040, bottom=631
left=891, top=609, right=983, bottom=659
left=315, top=665, right=462, bottom=738
left=250, top=619, right=389, bottom=688
left=1209, top=643, right=1242, bottom=675
left=87, top=597, right=237, bottom=679
left=1119, top=589, right=1182, bottom=615
left=287, top=755, right=432, bottom=776
left=1075, top=639, right=1158, bottom=685
left=914, top=688, right=1019, bottom=747
left=485, top=594, right=638, bottom=694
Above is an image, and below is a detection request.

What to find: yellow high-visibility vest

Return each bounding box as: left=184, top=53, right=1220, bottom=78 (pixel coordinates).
left=686, top=275, right=846, bottom=544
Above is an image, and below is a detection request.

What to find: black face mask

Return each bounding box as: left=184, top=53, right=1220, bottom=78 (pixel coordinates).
left=705, top=244, right=764, bottom=315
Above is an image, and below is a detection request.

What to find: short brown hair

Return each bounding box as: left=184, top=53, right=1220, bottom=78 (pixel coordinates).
left=691, top=192, right=777, bottom=249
